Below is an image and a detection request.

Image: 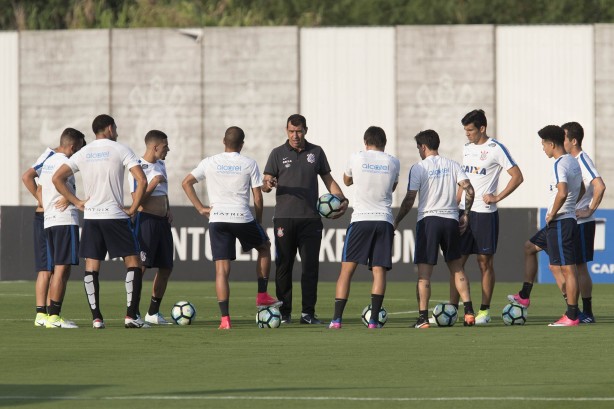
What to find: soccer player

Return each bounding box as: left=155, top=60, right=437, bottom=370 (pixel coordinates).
left=393, top=130, right=476, bottom=329
left=262, top=114, right=348, bottom=325
left=38, top=128, right=86, bottom=328
left=508, top=125, right=583, bottom=326
left=449, top=109, right=524, bottom=325
left=128, top=130, right=174, bottom=325
left=182, top=126, right=281, bottom=330
left=561, top=122, right=605, bottom=323
left=328, top=126, right=400, bottom=329
left=52, top=114, right=149, bottom=329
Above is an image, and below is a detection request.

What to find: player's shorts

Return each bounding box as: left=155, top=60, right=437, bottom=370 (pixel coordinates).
left=33, top=212, right=52, bottom=272
left=80, top=219, right=139, bottom=260
left=209, top=221, right=269, bottom=261
left=459, top=210, right=499, bottom=255
left=530, top=218, right=577, bottom=266
left=134, top=212, right=173, bottom=269
left=414, top=216, right=461, bottom=265
left=342, top=221, right=394, bottom=270
left=575, top=220, right=595, bottom=264
left=45, top=225, right=80, bottom=266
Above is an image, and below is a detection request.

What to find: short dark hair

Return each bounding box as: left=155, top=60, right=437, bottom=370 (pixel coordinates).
left=538, top=125, right=565, bottom=146
left=561, top=121, right=584, bottom=147
left=92, top=114, right=115, bottom=134
left=144, top=130, right=168, bottom=145
left=414, top=129, right=440, bottom=150
left=287, top=114, right=307, bottom=130
left=363, top=126, right=386, bottom=148
left=461, top=109, right=487, bottom=129
left=224, top=126, right=245, bottom=149
left=60, top=128, right=85, bottom=147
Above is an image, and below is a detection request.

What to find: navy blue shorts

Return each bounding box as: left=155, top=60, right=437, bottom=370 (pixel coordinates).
left=134, top=212, right=173, bottom=269
left=209, top=221, right=269, bottom=261
left=342, top=221, right=394, bottom=270
left=414, top=216, right=461, bottom=265
left=33, top=212, right=52, bottom=272
left=80, top=219, right=139, bottom=260
left=459, top=211, right=499, bottom=255
left=530, top=218, right=578, bottom=266
left=45, top=225, right=80, bottom=266
left=575, top=221, right=595, bottom=264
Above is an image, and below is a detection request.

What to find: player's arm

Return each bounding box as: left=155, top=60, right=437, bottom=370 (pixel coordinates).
left=252, top=186, right=264, bottom=224
left=393, top=190, right=417, bottom=230
left=577, top=177, right=606, bottom=219
left=458, top=179, right=474, bottom=234
left=546, top=181, right=568, bottom=224
left=142, top=174, right=166, bottom=202
left=321, top=173, right=348, bottom=218
left=52, top=164, right=87, bottom=211
left=343, top=173, right=353, bottom=186
left=483, top=165, right=524, bottom=204
left=127, top=165, right=147, bottom=217
left=21, top=168, right=42, bottom=206
left=181, top=174, right=210, bottom=218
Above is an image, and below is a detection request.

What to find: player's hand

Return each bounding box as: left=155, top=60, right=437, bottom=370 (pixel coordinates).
left=459, top=213, right=469, bottom=235
left=576, top=207, right=592, bottom=219
left=545, top=213, right=553, bottom=224
left=266, top=177, right=277, bottom=190
left=331, top=198, right=349, bottom=219
left=198, top=206, right=211, bottom=219
left=75, top=198, right=88, bottom=212
left=125, top=207, right=137, bottom=217
left=167, top=210, right=174, bottom=224
left=154, top=175, right=167, bottom=184
left=482, top=193, right=497, bottom=204
left=55, top=196, right=70, bottom=211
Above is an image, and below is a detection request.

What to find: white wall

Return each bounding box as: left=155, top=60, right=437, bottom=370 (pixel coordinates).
left=496, top=26, right=595, bottom=209
left=0, top=32, right=20, bottom=205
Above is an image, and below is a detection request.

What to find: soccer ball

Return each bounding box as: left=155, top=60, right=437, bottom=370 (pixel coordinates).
left=432, top=303, right=458, bottom=327
left=317, top=193, right=342, bottom=218
left=256, top=306, right=281, bottom=328
left=361, top=304, right=388, bottom=327
left=171, top=301, right=196, bottom=325
left=502, top=302, right=527, bottom=325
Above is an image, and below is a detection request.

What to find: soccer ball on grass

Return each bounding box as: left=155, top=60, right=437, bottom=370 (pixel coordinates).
left=502, top=302, right=527, bottom=325
left=361, top=304, right=388, bottom=327
left=432, top=303, right=458, bottom=327
left=171, top=301, right=196, bottom=325
left=256, top=306, right=282, bottom=328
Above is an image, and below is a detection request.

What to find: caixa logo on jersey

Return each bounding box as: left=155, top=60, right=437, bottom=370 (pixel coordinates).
left=463, top=165, right=486, bottom=175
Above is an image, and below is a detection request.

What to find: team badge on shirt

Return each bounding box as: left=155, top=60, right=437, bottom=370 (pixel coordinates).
left=140, top=251, right=147, bottom=262
left=307, top=153, right=315, bottom=163
left=277, top=227, right=284, bottom=237
left=480, top=151, right=488, bottom=160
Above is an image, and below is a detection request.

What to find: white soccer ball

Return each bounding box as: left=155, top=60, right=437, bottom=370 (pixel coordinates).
left=361, top=304, right=388, bottom=327
left=502, top=302, right=527, bottom=325
left=317, top=193, right=342, bottom=218
left=256, top=306, right=281, bottom=328
left=432, top=303, right=458, bottom=327
left=171, top=301, right=196, bottom=325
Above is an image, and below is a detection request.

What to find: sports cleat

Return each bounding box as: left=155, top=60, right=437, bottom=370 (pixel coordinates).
left=218, top=316, right=231, bottom=330
left=34, top=313, right=48, bottom=327
left=464, top=313, right=475, bottom=326
left=45, top=315, right=79, bottom=329
left=281, top=315, right=291, bottom=324
left=145, top=312, right=172, bottom=325
left=507, top=293, right=530, bottom=308
left=328, top=320, right=342, bottom=329
left=124, top=316, right=150, bottom=329
left=300, top=313, right=323, bottom=325
left=256, top=292, right=283, bottom=308
left=548, top=314, right=580, bottom=327
left=428, top=316, right=437, bottom=325
left=475, top=310, right=491, bottom=325
left=367, top=320, right=382, bottom=329
left=92, top=318, right=106, bottom=329
left=414, top=316, right=430, bottom=329
left=578, top=311, right=596, bottom=324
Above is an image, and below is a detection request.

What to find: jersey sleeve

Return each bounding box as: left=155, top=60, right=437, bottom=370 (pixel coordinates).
left=393, top=157, right=400, bottom=184
left=250, top=161, right=263, bottom=188
left=31, top=149, right=55, bottom=176
left=344, top=153, right=355, bottom=178
left=67, top=150, right=81, bottom=173
left=455, top=161, right=469, bottom=183
left=554, top=159, right=569, bottom=185
left=317, top=148, right=332, bottom=176
left=579, top=152, right=600, bottom=183
left=493, top=140, right=517, bottom=170
left=121, top=145, right=140, bottom=170
left=263, top=149, right=278, bottom=177
left=407, top=164, right=422, bottom=191
left=190, top=158, right=208, bottom=182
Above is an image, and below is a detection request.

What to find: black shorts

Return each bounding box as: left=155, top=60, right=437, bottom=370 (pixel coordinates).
left=45, top=225, right=80, bottom=266
left=342, top=221, right=394, bottom=270
left=134, top=212, right=174, bottom=269
left=33, top=212, right=52, bottom=272
left=459, top=210, right=499, bottom=255
left=80, top=219, right=140, bottom=260
left=530, top=218, right=577, bottom=266
left=209, top=221, right=269, bottom=261
left=414, top=216, right=461, bottom=265
left=575, top=221, right=595, bottom=264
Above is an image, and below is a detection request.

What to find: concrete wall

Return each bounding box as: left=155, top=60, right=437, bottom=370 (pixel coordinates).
left=0, top=32, right=20, bottom=205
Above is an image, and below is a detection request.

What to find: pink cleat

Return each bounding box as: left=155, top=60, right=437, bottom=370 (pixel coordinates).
left=218, top=316, right=232, bottom=330
left=367, top=323, right=382, bottom=329
left=256, top=292, right=283, bottom=308
left=548, top=314, right=580, bottom=327
left=328, top=320, right=342, bottom=329
left=507, top=293, right=530, bottom=308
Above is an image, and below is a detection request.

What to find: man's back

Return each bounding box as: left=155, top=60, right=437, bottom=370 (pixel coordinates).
left=40, top=153, right=79, bottom=228
left=548, top=154, right=583, bottom=221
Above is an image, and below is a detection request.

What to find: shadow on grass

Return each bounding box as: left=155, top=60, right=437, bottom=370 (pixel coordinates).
left=0, top=384, right=107, bottom=407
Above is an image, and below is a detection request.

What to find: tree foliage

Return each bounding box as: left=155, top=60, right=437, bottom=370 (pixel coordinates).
left=1, top=0, right=614, bottom=30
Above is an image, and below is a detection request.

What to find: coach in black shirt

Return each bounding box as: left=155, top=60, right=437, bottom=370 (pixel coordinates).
left=263, top=114, right=348, bottom=324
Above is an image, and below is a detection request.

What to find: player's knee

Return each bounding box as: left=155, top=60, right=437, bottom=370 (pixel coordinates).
left=524, top=240, right=538, bottom=255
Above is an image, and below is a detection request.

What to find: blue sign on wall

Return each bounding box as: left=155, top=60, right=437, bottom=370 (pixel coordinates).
left=538, top=208, right=613, bottom=283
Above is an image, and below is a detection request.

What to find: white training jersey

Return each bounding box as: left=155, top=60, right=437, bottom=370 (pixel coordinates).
left=547, top=154, right=583, bottom=221
left=408, top=155, right=468, bottom=222
left=129, top=158, right=168, bottom=196
left=67, top=139, right=140, bottom=220
left=345, top=150, right=400, bottom=224
left=459, top=137, right=517, bottom=213
left=32, top=148, right=55, bottom=177
left=39, top=153, right=79, bottom=228
left=190, top=152, right=262, bottom=223
left=575, top=151, right=601, bottom=224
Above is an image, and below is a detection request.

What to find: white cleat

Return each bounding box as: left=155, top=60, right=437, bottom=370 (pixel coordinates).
left=125, top=316, right=150, bottom=328
left=46, top=315, right=79, bottom=329
left=93, top=318, right=106, bottom=329
left=145, top=312, right=172, bottom=325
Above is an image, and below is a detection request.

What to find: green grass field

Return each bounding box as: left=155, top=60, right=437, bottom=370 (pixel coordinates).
left=1, top=280, right=613, bottom=409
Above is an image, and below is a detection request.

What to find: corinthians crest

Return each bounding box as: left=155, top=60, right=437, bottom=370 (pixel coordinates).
left=480, top=150, right=488, bottom=160
left=307, top=153, right=316, bottom=163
